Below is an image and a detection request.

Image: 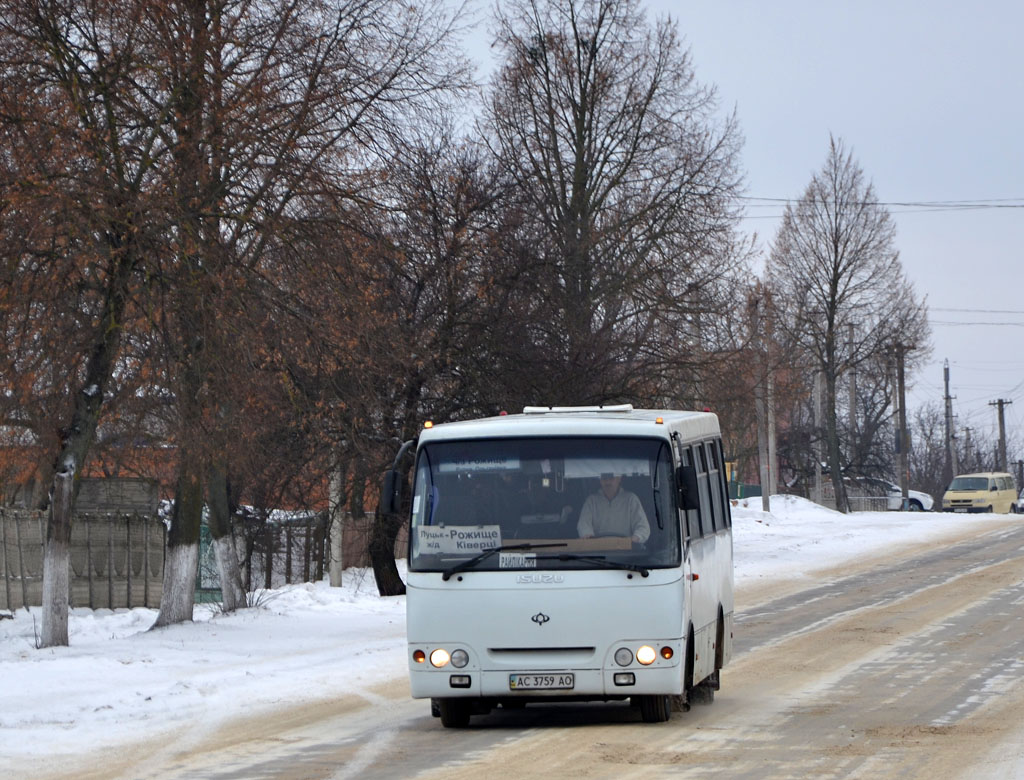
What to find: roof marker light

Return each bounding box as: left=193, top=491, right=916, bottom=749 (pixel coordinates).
left=424, top=421, right=434, bottom=429
left=655, top=417, right=664, bottom=424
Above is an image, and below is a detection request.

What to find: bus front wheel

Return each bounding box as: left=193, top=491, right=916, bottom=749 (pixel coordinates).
left=636, top=694, right=671, bottom=723
left=438, top=698, right=471, bottom=728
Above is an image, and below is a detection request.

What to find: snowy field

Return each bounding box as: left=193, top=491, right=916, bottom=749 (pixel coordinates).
left=0, top=496, right=1016, bottom=773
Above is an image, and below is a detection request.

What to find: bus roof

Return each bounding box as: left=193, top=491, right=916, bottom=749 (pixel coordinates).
left=417, top=406, right=721, bottom=444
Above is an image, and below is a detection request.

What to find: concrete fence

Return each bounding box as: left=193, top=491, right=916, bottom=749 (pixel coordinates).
left=1, top=509, right=165, bottom=611
left=1, top=507, right=408, bottom=611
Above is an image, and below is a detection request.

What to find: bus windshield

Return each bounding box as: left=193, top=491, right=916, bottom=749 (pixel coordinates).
left=408, top=437, right=680, bottom=572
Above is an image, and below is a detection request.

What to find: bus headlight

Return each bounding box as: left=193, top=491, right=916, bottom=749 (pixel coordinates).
left=450, top=649, right=469, bottom=668
left=430, top=648, right=451, bottom=668
left=636, top=645, right=657, bottom=665
left=614, top=648, right=634, bottom=666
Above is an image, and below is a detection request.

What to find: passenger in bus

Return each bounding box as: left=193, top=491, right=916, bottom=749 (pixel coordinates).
left=577, top=473, right=650, bottom=544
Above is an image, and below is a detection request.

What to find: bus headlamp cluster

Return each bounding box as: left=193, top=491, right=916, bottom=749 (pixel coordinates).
left=614, top=644, right=674, bottom=666
left=416, top=647, right=470, bottom=668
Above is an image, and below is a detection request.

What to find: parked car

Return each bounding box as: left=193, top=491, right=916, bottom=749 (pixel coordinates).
left=854, top=476, right=934, bottom=511
left=941, top=472, right=1018, bottom=514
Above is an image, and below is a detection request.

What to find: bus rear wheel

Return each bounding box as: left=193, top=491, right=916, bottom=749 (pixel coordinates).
left=636, top=694, right=671, bottom=723
left=438, top=698, right=471, bottom=728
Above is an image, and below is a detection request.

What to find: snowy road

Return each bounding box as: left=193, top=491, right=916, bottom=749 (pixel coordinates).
left=56, top=519, right=1024, bottom=779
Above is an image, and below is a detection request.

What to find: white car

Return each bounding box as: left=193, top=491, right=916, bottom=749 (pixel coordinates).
left=859, top=477, right=934, bottom=512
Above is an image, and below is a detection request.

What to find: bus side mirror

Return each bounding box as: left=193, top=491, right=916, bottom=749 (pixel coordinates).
left=676, top=465, right=699, bottom=511
left=380, top=469, right=403, bottom=515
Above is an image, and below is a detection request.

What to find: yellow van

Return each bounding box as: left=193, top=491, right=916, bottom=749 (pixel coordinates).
left=941, top=472, right=1019, bottom=514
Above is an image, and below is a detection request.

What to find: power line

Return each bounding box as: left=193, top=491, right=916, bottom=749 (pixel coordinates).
left=931, top=321, right=1024, bottom=327
left=737, top=196, right=1024, bottom=220
left=738, top=195, right=1024, bottom=208
left=933, top=308, right=1024, bottom=314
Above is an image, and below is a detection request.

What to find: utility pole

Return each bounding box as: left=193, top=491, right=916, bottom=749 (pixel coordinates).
left=755, top=381, right=771, bottom=512
left=764, top=285, right=778, bottom=501
left=847, top=323, right=857, bottom=460
left=894, top=343, right=910, bottom=510
left=964, top=427, right=973, bottom=470
left=943, top=360, right=958, bottom=482
left=767, top=371, right=778, bottom=499
left=989, top=399, right=1011, bottom=472
left=813, top=371, right=823, bottom=505
left=748, top=288, right=773, bottom=512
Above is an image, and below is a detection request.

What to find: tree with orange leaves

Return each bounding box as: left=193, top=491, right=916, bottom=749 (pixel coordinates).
left=0, top=0, right=177, bottom=645
left=1, top=0, right=474, bottom=636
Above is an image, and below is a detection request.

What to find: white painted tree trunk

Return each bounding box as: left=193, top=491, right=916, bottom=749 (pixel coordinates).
left=40, top=472, right=74, bottom=648
left=214, top=534, right=246, bottom=611
left=152, top=543, right=199, bottom=627
left=328, top=468, right=344, bottom=587
left=40, top=543, right=70, bottom=646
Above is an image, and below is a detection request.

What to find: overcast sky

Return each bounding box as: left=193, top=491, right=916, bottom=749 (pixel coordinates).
left=463, top=1, right=1024, bottom=456
left=649, top=0, right=1024, bottom=451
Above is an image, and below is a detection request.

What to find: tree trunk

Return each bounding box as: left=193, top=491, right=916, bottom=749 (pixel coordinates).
left=369, top=507, right=406, bottom=597
left=40, top=471, right=74, bottom=648
left=208, top=465, right=246, bottom=611
left=152, top=460, right=202, bottom=627
left=328, top=465, right=346, bottom=586
left=37, top=248, right=133, bottom=642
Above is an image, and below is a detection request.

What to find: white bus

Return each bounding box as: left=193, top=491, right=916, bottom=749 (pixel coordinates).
left=381, top=405, right=734, bottom=727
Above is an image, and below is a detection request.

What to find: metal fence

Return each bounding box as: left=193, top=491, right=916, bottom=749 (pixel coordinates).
left=817, top=484, right=891, bottom=512
left=236, top=514, right=328, bottom=592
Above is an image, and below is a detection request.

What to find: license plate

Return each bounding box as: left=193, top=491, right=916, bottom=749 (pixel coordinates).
left=509, top=673, right=574, bottom=691
left=954, top=508, right=968, bottom=513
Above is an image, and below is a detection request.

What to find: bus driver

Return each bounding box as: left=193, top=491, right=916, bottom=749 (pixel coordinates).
left=577, top=472, right=651, bottom=544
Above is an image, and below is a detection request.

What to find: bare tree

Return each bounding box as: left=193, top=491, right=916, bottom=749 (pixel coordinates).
left=139, top=0, right=472, bottom=623
left=0, top=0, right=178, bottom=645
left=1, top=0, right=474, bottom=630
left=767, top=136, right=930, bottom=512
left=908, top=403, right=951, bottom=502
left=481, top=0, right=745, bottom=405
left=359, top=129, right=506, bottom=595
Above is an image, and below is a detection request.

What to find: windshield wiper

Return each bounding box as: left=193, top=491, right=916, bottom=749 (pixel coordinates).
left=545, top=553, right=649, bottom=578
left=441, top=542, right=567, bottom=581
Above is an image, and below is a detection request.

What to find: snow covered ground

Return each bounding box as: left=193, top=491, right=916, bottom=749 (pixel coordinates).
left=0, top=496, right=1016, bottom=774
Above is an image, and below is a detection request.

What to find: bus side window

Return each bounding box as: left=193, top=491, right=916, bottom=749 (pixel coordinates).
left=704, top=442, right=723, bottom=533
left=680, top=445, right=702, bottom=539
left=694, top=444, right=713, bottom=536
left=714, top=439, right=732, bottom=528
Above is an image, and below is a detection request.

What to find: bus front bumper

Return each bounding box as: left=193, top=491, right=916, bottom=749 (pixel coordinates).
left=410, top=665, right=683, bottom=700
